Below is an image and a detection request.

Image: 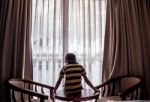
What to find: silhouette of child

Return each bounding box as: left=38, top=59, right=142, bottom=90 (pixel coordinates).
left=54, top=53, right=98, bottom=96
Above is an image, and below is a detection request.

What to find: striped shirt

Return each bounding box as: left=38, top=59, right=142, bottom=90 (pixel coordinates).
left=59, top=64, right=86, bottom=94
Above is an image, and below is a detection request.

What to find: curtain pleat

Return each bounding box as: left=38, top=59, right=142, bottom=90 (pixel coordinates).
left=103, top=0, right=150, bottom=99
left=0, top=0, right=32, bottom=101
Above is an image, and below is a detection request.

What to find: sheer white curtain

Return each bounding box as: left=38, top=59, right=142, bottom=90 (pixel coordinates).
left=32, top=0, right=107, bottom=89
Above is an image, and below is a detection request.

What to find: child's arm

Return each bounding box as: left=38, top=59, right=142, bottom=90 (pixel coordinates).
left=54, top=77, right=63, bottom=93
left=82, top=74, right=99, bottom=92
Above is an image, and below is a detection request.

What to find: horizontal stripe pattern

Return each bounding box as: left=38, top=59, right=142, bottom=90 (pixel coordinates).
left=65, top=79, right=81, bottom=84
left=66, top=73, right=82, bottom=77
left=65, top=81, right=81, bottom=86
left=60, top=64, right=86, bottom=94
left=66, top=70, right=82, bottom=74
left=66, top=68, right=82, bottom=72
left=66, top=76, right=81, bottom=80
left=65, top=84, right=81, bottom=89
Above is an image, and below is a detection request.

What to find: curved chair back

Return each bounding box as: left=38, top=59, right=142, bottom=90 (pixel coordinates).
left=120, top=77, right=141, bottom=92
left=96, top=76, right=144, bottom=100
left=8, top=78, right=55, bottom=102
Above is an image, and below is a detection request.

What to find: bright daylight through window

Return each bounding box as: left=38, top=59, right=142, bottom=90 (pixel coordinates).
left=32, top=0, right=107, bottom=90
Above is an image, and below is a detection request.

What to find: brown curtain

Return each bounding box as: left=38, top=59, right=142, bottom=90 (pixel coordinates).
left=102, top=0, right=150, bottom=99
left=0, top=0, right=32, bottom=102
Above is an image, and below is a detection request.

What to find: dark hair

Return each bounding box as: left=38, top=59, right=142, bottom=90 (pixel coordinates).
left=65, top=53, right=77, bottom=64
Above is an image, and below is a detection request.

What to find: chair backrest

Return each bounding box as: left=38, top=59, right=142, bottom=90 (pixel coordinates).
left=7, top=78, right=55, bottom=102
left=120, top=77, right=141, bottom=92
left=96, top=76, right=144, bottom=100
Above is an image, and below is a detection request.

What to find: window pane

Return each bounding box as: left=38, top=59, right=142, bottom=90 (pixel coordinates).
left=32, top=0, right=107, bottom=91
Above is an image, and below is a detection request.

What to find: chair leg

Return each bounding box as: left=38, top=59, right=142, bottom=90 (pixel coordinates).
left=95, top=97, right=99, bottom=102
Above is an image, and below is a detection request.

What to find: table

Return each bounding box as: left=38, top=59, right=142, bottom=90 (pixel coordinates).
left=55, top=89, right=99, bottom=102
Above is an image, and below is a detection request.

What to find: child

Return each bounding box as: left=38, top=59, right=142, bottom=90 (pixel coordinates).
left=54, top=53, right=98, bottom=96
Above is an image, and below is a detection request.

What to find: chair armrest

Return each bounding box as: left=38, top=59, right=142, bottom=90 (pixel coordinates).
left=12, top=79, right=54, bottom=89
left=8, top=81, right=49, bottom=99
left=119, top=82, right=143, bottom=100
left=8, top=78, right=55, bottom=102
left=95, top=80, right=112, bottom=89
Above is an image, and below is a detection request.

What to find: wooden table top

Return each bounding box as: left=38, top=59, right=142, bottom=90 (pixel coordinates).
left=55, top=89, right=99, bottom=101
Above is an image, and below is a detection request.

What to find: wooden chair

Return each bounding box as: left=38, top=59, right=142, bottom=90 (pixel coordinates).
left=7, top=78, right=55, bottom=102
left=95, top=76, right=144, bottom=101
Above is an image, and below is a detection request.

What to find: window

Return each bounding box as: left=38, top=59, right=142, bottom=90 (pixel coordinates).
left=32, top=0, right=107, bottom=90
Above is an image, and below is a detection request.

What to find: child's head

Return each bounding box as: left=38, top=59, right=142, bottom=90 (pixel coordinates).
left=65, top=53, right=77, bottom=64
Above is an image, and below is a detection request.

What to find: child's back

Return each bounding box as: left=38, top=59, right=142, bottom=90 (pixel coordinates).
left=60, top=63, right=86, bottom=95
left=54, top=53, right=99, bottom=96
